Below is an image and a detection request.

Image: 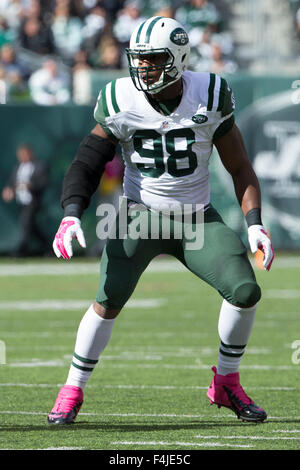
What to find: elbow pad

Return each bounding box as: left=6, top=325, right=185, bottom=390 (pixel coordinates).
left=61, top=134, right=116, bottom=215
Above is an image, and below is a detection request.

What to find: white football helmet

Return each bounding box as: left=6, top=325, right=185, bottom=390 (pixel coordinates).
left=126, top=16, right=190, bottom=94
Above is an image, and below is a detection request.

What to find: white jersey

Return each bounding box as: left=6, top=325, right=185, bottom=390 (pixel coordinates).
left=94, top=70, right=235, bottom=209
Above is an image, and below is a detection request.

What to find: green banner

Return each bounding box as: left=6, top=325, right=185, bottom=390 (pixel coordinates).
left=238, top=89, right=300, bottom=249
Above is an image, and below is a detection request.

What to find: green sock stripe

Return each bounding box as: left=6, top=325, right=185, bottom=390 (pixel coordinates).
left=73, top=352, right=98, bottom=364
left=221, top=341, right=246, bottom=349
left=219, top=348, right=244, bottom=358
left=71, top=361, right=94, bottom=372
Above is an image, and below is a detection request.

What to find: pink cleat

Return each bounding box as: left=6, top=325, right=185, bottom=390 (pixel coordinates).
left=207, top=366, right=267, bottom=422
left=47, top=385, right=83, bottom=424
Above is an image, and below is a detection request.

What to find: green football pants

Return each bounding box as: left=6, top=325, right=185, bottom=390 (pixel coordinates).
left=96, top=203, right=261, bottom=309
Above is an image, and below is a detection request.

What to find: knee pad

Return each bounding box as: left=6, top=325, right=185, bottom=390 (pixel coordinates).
left=233, top=282, right=261, bottom=307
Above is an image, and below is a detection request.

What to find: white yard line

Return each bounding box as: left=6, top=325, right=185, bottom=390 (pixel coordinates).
left=101, top=363, right=300, bottom=371
left=273, top=430, right=300, bottom=433
left=195, top=435, right=300, bottom=441
left=2, top=294, right=295, bottom=309
left=109, top=440, right=253, bottom=448
left=0, top=410, right=233, bottom=419
left=0, top=260, right=185, bottom=276
left=0, top=410, right=299, bottom=421
left=0, top=383, right=296, bottom=391
left=5, top=359, right=298, bottom=370
left=264, top=290, right=300, bottom=299
left=0, top=256, right=299, bottom=277
left=41, top=447, right=83, bottom=450
left=0, top=299, right=165, bottom=310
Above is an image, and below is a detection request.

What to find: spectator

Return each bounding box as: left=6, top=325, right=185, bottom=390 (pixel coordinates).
left=139, top=0, right=173, bottom=18
left=0, top=43, right=25, bottom=75
left=0, top=43, right=29, bottom=97
left=0, top=44, right=27, bottom=101
left=28, top=58, right=71, bottom=105
left=1, top=143, right=50, bottom=257
left=209, top=42, right=237, bottom=74
left=297, top=6, right=300, bottom=39
left=191, top=40, right=237, bottom=74
left=72, top=48, right=93, bottom=104
left=0, top=63, right=8, bottom=102
left=100, top=0, right=126, bottom=23
left=192, top=27, right=214, bottom=58
left=21, top=0, right=42, bottom=21
left=81, top=6, right=107, bottom=56
left=90, top=33, right=121, bottom=69
left=18, top=16, right=55, bottom=55
left=153, top=6, right=174, bottom=19
left=0, top=0, right=23, bottom=32
left=0, top=15, right=16, bottom=47
left=51, top=2, right=83, bottom=63
left=113, top=0, right=146, bottom=62
left=72, top=47, right=92, bottom=73
left=175, top=0, right=221, bottom=34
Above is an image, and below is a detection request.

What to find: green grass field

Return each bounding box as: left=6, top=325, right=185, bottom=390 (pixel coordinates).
left=0, top=254, right=299, bottom=451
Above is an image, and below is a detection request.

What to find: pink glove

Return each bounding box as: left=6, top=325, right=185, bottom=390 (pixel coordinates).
left=53, top=217, right=86, bottom=260
left=248, top=225, right=274, bottom=271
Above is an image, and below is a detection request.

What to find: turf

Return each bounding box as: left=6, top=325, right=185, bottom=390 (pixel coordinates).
left=0, top=254, right=299, bottom=451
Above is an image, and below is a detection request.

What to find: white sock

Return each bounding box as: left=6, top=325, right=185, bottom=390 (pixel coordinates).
left=217, top=299, right=257, bottom=376
left=66, top=304, right=115, bottom=390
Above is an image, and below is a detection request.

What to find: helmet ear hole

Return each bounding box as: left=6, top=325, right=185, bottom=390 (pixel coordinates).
left=181, top=54, right=186, bottom=63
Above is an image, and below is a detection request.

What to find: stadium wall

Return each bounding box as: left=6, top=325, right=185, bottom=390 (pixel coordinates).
left=0, top=72, right=299, bottom=255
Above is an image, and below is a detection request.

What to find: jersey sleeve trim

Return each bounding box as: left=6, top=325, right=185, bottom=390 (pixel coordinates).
left=94, top=80, right=121, bottom=142
left=102, top=80, right=121, bottom=117
left=206, top=74, right=235, bottom=117
left=207, top=73, right=216, bottom=111
left=217, top=77, right=226, bottom=112
left=111, top=80, right=121, bottom=114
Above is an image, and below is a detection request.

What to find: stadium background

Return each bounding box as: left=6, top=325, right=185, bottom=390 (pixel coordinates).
left=0, top=0, right=300, bottom=453
left=0, top=0, right=299, bottom=255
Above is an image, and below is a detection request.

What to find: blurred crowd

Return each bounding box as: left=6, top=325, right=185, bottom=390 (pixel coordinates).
left=0, top=0, right=246, bottom=105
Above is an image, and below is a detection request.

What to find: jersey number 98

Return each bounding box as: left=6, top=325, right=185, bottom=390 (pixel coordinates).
left=133, top=128, right=197, bottom=178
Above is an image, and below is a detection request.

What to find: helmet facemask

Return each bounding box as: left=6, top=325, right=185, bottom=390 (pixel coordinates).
left=126, top=48, right=177, bottom=94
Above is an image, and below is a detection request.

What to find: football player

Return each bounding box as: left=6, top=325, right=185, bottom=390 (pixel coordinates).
left=48, top=16, right=274, bottom=425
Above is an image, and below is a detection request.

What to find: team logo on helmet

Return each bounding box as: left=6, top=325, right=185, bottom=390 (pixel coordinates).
left=170, top=28, right=189, bottom=46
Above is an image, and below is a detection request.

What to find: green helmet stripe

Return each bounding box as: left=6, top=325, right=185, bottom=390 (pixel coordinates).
left=136, top=20, right=146, bottom=43
left=111, top=80, right=120, bottom=114
left=144, top=16, right=163, bottom=43
left=207, top=73, right=216, bottom=111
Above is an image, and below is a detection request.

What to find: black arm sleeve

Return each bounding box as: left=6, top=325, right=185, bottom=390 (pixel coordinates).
left=61, top=133, right=116, bottom=217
